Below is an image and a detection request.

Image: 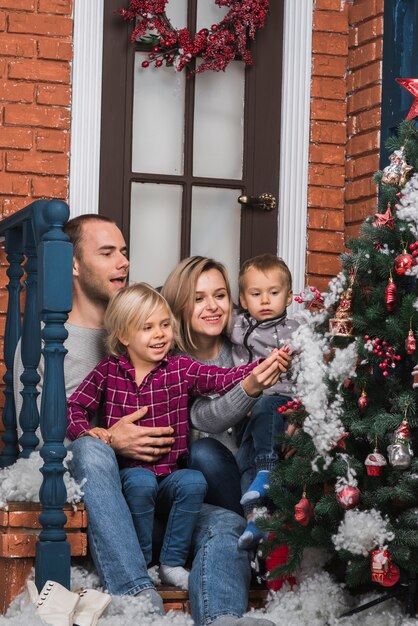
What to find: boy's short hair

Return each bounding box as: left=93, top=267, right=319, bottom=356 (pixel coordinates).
left=63, top=214, right=115, bottom=259
left=239, top=254, right=292, bottom=293
left=104, top=282, right=177, bottom=356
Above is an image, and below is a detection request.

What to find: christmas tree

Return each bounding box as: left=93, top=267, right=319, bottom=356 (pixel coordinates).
left=262, top=120, right=418, bottom=597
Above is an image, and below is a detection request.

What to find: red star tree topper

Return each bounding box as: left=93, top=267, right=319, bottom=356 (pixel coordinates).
left=396, top=78, right=418, bottom=120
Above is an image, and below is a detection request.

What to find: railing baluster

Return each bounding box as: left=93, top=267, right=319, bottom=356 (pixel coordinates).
left=1, top=227, right=24, bottom=467
left=18, top=220, right=41, bottom=457
left=35, top=200, right=72, bottom=591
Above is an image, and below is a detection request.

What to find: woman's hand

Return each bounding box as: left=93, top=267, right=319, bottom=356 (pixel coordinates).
left=78, top=427, right=112, bottom=445
left=241, top=348, right=291, bottom=397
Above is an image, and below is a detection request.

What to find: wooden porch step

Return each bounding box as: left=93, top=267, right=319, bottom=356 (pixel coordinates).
left=158, top=584, right=269, bottom=613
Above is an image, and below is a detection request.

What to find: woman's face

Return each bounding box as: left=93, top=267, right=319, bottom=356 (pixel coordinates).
left=190, top=268, right=230, bottom=342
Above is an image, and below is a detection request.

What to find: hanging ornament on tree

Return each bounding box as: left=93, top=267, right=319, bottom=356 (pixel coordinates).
left=413, top=364, right=418, bottom=389
left=387, top=418, right=414, bottom=469
left=394, top=245, right=415, bottom=275
left=381, top=146, right=413, bottom=187
left=371, top=549, right=400, bottom=586
left=329, top=276, right=354, bottom=337
left=405, top=324, right=416, bottom=355
left=294, top=488, right=314, bottom=526
left=365, top=436, right=387, bottom=476
left=358, top=389, right=369, bottom=413
left=372, top=203, right=395, bottom=229
left=384, top=273, right=397, bottom=312
left=335, top=484, right=361, bottom=509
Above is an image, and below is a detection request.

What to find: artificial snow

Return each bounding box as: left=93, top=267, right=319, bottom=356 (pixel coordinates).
left=332, top=509, right=394, bottom=556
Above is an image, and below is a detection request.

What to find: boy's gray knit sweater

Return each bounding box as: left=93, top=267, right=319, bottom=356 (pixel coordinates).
left=186, top=338, right=258, bottom=456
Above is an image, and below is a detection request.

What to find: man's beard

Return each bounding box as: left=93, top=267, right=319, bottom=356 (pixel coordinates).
left=77, top=270, right=112, bottom=306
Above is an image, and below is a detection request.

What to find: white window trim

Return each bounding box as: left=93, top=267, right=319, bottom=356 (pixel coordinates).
left=69, top=0, right=312, bottom=293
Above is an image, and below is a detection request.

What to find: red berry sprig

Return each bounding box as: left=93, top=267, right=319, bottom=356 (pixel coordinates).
left=278, top=399, right=303, bottom=414
left=409, top=241, right=418, bottom=258
left=364, top=335, right=401, bottom=377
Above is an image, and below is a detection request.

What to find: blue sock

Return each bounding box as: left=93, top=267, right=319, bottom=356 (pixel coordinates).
left=238, top=518, right=268, bottom=551
left=240, top=470, right=270, bottom=506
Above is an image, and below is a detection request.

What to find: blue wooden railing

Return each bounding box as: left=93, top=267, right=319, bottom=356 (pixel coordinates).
left=0, top=199, right=72, bottom=591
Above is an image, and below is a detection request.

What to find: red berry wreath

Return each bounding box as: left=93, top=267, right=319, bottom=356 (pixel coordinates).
left=119, top=0, right=270, bottom=74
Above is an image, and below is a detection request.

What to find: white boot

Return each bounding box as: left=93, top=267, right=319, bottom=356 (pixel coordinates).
left=73, top=588, right=111, bottom=626
left=27, top=579, right=80, bottom=626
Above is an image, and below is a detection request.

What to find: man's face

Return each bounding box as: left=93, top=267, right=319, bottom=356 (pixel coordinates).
left=74, top=221, right=129, bottom=304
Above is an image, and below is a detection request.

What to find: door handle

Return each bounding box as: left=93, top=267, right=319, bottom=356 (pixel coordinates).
left=238, top=192, right=277, bottom=211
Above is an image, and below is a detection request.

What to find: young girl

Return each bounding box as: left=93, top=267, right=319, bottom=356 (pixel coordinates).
left=162, top=257, right=293, bottom=547
left=66, top=283, right=284, bottom=589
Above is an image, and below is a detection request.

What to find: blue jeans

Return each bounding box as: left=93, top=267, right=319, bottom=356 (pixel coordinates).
left=120, top=467, right=207, bottom=567
left=236, top=394, right=288, bottom=490
left=188, top=438, right=243, bottom=515
left=67, top=437, right=252, bottom=625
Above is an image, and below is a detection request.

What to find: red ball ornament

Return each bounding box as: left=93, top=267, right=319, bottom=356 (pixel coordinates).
left=358, top=390, right=369, bottom=413
left=294, top=495, right=314, bottom=526
left=394, top=251, right=415, bottom=275
left=371, top=549, right=400, bottom=587
left=384, top=277, right=397, bottom=312
left=405, top=329, right=416, bottom=355
left=336, top=485, right=360, bottom=509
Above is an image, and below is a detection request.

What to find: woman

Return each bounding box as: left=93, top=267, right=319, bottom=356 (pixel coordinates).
left=161, top=256, right=292, bottom=516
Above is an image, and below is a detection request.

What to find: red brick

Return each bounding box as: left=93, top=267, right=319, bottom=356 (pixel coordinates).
left=305, top=274, right=331, bottom=293
left=313, top=10, right=348, bottom=34
left=315, top=0, right=342, bottom=10
left=8, top=14, right=72, bottom=37
left=345, top=224, right=362, bottom=239
left=0, top=58, right=6, bottom=78
left=309, top=164, right=345, bottom=187
left=310, top=144, right=345, bottom=165
left=347, top=61, right=381, bottom=92
left=307, top=252, right=342, bottom=276
left=311, top=99, right=346, bottom=122
left=312, top=54, right=346, bottom=78
left=38, top=0, right=72, bottom=14
left=0, top=0, right=34, bottom=8
left=6, top=151, right=68, bottom=176
left=37, top=39, right=72, bottom=61
left=0, top=34, right=35, bottom=57
left=345, top=177, right=378, bottom=202
left=36, top=129, right=68, bottom=152
left=36, top=84, right=70, bottom=106
left=31, top=175, right=67, bottom=198
left=308, top=208, right=345, bottom=231
left=312, top=32, right=348, bottom=56
left=348, top=40, right=382, bottom=70
left=9, top=59, right=70, bottom=83
left=311, top=76, right=346, bottom=100
left=311, top=120, right=346, bottom=144
left=347, top=84, right=382, bottom=115
left=345, top=198, right=377, bottom=223
left=308, top=229, right=345, bottom=253
left=347, top=130, right=380, bottom=157
left=2, top=195, right=29, bottom=215
left=346, top=153, right=379, bottom=179
left=0, top=80, right=34, bottom=103
left=347, top=106, right=380, bottom=135
left=0, top=127, right=32, bottom=150
left=0, top=173, right=29, bottom=195
left=351, top=16, right=383, bottom=47
left=308, top=186, right=345, bottom=209
left=5, top=104, right=70, bottom=129
left=0, top=12, right=5, bottom=31
left=349, top=0, right=384, bottom=24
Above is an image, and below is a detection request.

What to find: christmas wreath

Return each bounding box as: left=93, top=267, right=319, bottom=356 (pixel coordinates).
left=119, top=0, right=270, bottom=74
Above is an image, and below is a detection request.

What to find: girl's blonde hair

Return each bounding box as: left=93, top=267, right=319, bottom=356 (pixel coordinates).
left=161, top=256, right=233, bottom=355
left=104, top=282, right=176, bottom=356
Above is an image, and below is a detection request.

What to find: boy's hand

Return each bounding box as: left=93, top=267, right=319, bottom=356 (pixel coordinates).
left=242, top=349, right=287, bottom=397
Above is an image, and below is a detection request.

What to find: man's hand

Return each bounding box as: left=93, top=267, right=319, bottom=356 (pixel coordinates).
left=241, top=349, right=292, bottom=397
left=108, top=407, right=175, bottom=462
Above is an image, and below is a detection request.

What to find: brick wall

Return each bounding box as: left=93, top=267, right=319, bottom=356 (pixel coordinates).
left=306, top=0, right=384, bottom=290
left=0, top=0, right=73, bottom=418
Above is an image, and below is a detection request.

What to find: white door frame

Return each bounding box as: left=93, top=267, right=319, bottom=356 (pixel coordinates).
left=69, top=0, right=312, bottom=292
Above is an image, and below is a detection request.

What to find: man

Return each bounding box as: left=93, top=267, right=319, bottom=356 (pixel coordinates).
left=16, top=214, right=276, bottom=626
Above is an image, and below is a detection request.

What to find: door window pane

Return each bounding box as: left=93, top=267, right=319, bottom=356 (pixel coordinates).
left=166, top=0, right=187, bottom=28
left=130, top=182, right=182, bottom=287
left=196, top=0, right=229, bottom=30
left=193, top=60, right=245, bottom=180
left=191, top=186, right=241, bottom=301
left=132, top=52, right=185, bottom=175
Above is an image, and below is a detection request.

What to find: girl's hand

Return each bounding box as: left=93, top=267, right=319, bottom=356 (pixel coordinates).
left=276, top=347, right=293, bottom=373
left=241, top=349, right=286, bottom=397
left=78, top=427, right=112, bottom=445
